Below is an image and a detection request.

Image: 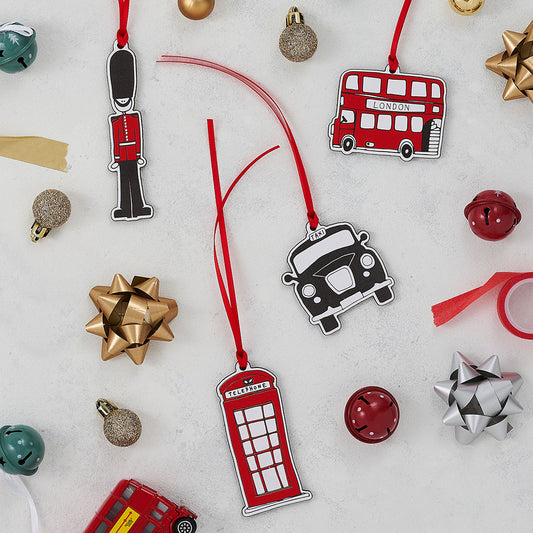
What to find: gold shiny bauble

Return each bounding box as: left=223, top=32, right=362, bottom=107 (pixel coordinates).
left=178, top=0, right=214, bottom=20
left=97, top=399, right=142, bottom=447
left=279, top=7, right=318, bottom=62
left=449, top=0, right=484, bottom=16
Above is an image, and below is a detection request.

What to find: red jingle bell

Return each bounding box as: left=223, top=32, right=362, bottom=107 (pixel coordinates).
left=344, top=386, right=399, bottom=444
left=464, top=190, right=521, bottom=241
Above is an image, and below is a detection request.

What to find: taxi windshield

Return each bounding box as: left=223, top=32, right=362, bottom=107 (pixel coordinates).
left=293, top=230, right=356, bottom=274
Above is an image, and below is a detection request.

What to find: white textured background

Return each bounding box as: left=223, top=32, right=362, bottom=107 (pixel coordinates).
left=1, top=1, right=533, bottom=532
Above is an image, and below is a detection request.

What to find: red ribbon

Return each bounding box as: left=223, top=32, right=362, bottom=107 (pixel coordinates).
left=208, top=119, right=281, bottom=369
left=432, top=272, right=533, bottom=339
left=388, top=0, right=413, bottom=73
left=158, top=55, right=319, bottom=229
left=117, top=0, right=130, bottom=47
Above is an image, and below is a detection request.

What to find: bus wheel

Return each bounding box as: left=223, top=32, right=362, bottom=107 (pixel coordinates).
left=172, top=518, right=197, bottom=533
left=341, top=135, right=355, bottom=154
left=399, top=141, right=414, bottom=161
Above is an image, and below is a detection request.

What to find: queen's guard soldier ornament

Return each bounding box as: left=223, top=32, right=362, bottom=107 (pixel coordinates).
left=106, top=0, right=153, bottom=221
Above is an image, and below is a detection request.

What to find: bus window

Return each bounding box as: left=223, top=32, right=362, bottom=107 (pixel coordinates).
left=121, top=484, right=135, bottom=501
left=360, top=113, right=375, bottom=129
left=431, top=83, right=441, bottom=98
left=411, top=81, right=427, bottom=97
left=411, top=117, right=423, bottom=132
left=377, top=115, right=392, bottom=131
left=363, top=76, right=381, bottom=94
left=106, top=501, right=124, bottom=522
left=94, top=522, right=108, bottom=533
left=345, top=74, right=358, bottom=90
left=395, top=115, right=408, bottom=132
left=141, top=524, right=156, bottom=533
left=340, top=109, right=355, bottom=123
left=387, top=78, right=406, bottom=96
left=150, top=509, right=163, bottom=521
left=156, top=502, right=169, bottom=512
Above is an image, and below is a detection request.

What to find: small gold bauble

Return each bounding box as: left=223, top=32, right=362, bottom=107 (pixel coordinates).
left=178, top=0, right=214, bottom=20
left=97, top=399, right=142, bottom=447
left=448, top=0, right=484, bottom=15
left=279, top=7, right=317, bottom=62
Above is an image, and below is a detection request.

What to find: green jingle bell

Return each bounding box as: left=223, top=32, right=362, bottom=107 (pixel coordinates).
left=0, top=425, right=45, bottom=476
left=0, top=22, right=37, bottom=73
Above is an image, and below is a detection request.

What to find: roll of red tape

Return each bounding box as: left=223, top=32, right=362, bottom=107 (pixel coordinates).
left=497, top=273, right=533, bottom=339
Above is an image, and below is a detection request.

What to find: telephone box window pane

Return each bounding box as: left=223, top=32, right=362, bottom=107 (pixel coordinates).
left=266, top=418, right=277, bottom=433
left=253, top=436, right=270, bottom=452
left=387, top=78, right=406, bottom=96
left=156, top=502, right=169, bottom=513
left=431, top=83, right=441, bottom=98
left=121, top=484, right=135, bottom=501
left=243, top=440, right=253, bottom=455
left=345, top=74, right=358, bottom=90
left=141, top=524, right=156, bottom=533
left=248, top=420, right=267, bottom=438
left=263, top=403, right=274, bottom=418
left=277, top=464, right=289, bottom=488
left=360, top=113, right=375, bottom=129
left=262, top=467, right=282, bottom=492
left=258, top=451, right=274, bottom=468
left=247, top=456, right=258, bottom=471
left=252, top=472, right=265, bottom=495
left=363, top=76, right=381, bottom=94
left=106, top=501, right=124, bottom=521
left=234, top=410, right=245, bottom=425
left=150, top=510, right=163, bottom=521
left=411, top=81, right=427, bottom=97
left=95, top=522, right=108, bottom=533
left=244, top=406, right=263, bottom=422
left=411, top=116, right=423, bottom=132
left=238, top=425, right=249, bottom=440
left=377, top=115, right=392, bottom=131
left=273, top=448, right=283, bottom=464
left=269, top=433, right=279, bottom=447
left=395, top=115, right=408, bottom=132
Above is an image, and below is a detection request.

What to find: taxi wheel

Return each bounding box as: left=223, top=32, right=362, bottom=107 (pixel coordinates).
left=319, top=315, right=340, bottom=334
left=374, top=286, right=394, bottom=304
left=172, top=518, right=197, bottom=533
left=341, top=135, right=355, bottom=154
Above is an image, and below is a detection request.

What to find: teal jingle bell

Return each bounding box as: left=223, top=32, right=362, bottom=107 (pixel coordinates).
left=0, top=22, right=37, bottom=73
left=0, top=425, right=45, bottom=476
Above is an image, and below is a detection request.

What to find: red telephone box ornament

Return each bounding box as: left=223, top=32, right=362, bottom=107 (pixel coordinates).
left=218, top=364, right=312, bottom=516
left=329, top=0, right=447, bottom=161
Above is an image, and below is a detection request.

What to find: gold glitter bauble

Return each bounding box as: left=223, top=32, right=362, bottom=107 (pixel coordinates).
left=178, top=0, right=214, bottom=20
left=103, top=408, right=142, bottom=447
left=279, top=8, right=317, bottom=62
left=32, top=189, right=71, bottom=228
left=449, top=0, right=484, bottom=15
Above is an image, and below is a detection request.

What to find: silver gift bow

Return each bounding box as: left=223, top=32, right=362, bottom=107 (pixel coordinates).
left=434, top=351, right=523, bottom=444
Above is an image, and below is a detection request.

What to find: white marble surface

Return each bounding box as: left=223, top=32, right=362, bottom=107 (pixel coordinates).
left=1, top=1, right=533, bottom=531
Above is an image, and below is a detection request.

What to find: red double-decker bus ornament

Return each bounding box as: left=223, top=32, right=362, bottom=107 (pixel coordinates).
left=329, top=0, right=447, bottom=161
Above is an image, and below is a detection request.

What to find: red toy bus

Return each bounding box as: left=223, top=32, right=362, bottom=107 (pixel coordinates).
left=83, top=479, right=197, bottom=533
left=329, top=68, right=446, bottom=161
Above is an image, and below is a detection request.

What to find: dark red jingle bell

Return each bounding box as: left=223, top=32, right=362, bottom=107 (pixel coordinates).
left=344, top=386, right=399, bottom=444
left=464, top=190, right=521, bottom=241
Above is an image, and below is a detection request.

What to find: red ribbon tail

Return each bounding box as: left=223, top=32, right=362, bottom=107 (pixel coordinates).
left=432, top=272, right=522, bottom=327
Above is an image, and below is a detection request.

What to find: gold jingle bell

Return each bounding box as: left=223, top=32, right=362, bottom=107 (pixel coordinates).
left=178, top=0, right=214, bottom=20
left=448, top=0, right=484, bottom=16
left=96, top=399, right=142, bottom=447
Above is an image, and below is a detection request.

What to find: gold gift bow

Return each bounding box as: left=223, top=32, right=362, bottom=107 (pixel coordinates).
left=486, top=21, right=533, bottom=102
left=86, top=274, right=178, bottom=365
left=0, top=136, right=68, bottom=171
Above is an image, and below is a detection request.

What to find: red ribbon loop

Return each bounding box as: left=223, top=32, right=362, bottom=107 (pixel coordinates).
left=388, top=0, right=413, bottom=73
left=117, top=0, right=130, bottom=47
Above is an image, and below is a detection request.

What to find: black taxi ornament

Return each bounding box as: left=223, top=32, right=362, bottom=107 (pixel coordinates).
left=283, top=222, right=394, bottom=334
